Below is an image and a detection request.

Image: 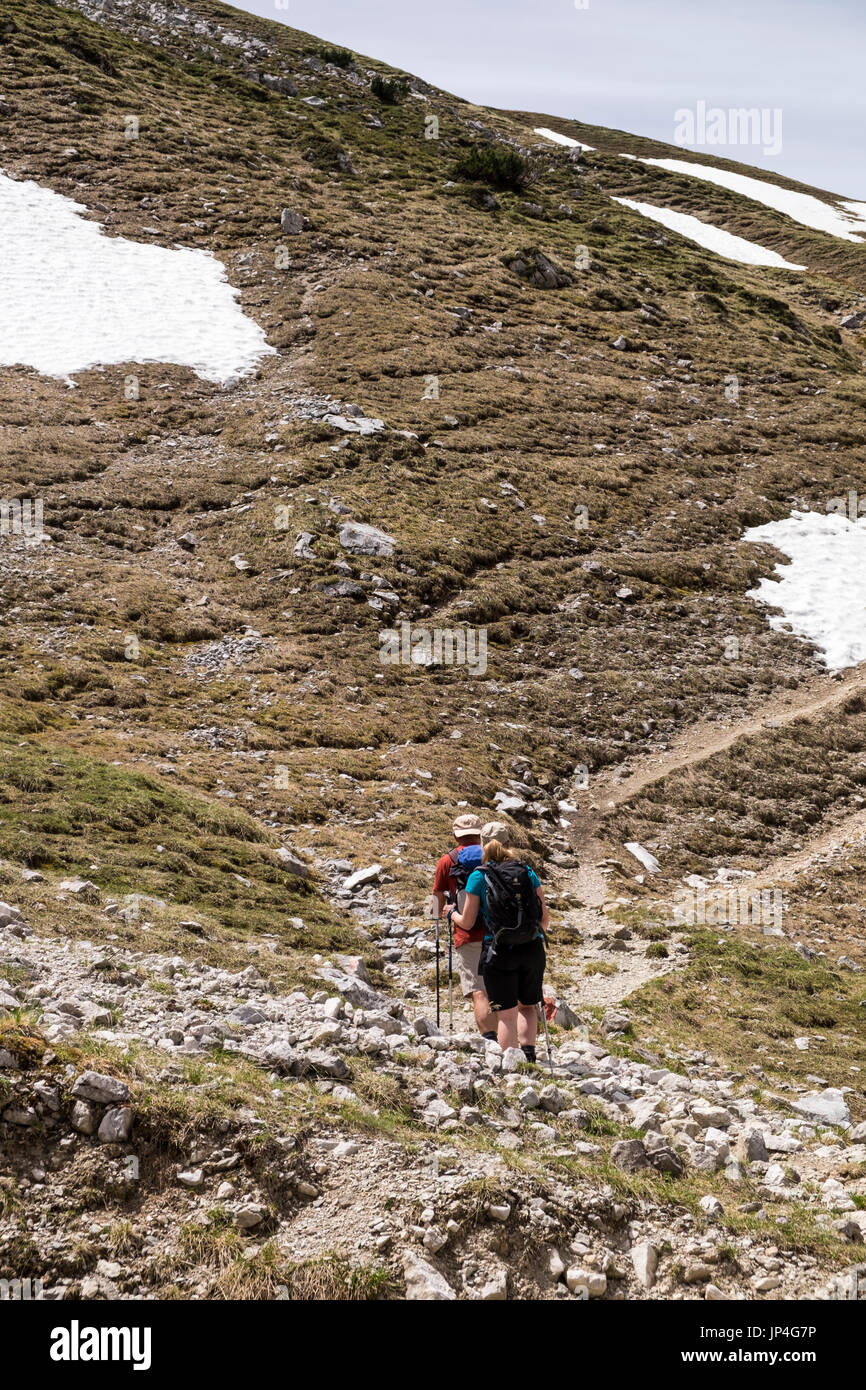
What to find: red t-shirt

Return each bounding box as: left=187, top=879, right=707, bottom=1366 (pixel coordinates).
left=432, top=850, right=485, bottom=946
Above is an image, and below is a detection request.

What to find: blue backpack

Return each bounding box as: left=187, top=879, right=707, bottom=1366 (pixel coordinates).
left=448, top=844, right=483, bottom=904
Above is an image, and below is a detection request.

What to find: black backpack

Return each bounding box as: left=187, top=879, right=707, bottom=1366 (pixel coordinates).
left=485, top=860, right=542, bottom=949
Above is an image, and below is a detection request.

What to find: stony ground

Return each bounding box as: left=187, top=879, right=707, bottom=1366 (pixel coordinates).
left=1, top=0, right=865, bottom=1300
left=2, top=849, right=865, bottom=1301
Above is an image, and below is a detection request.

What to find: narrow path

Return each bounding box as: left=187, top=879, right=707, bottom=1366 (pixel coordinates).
left=575, top=664, right=865, bottom=817
left=749, top=805, right=866, bottom=888
left=549, top=664, right=866, bottom=1006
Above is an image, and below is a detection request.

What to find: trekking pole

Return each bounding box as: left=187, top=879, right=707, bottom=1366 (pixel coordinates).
left=434, top=900, right=441, bottom=1029
left=435, top=923, right=441, bottom=1029
left=448, top=912, right=454, bottom=1034
left=538, top=1000, right=554, bottom=1076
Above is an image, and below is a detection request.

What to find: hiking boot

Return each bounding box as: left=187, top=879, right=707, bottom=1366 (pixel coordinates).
left=482, top=1030, right=498, bottom=1042
left=521, top=1044, right=537, bottom=1063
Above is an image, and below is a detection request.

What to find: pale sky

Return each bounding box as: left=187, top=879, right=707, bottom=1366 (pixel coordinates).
left=234, top=0, right=864, bottom=197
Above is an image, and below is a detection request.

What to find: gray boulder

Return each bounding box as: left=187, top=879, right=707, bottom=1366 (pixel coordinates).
left=792, top=1088, right=850, bottom=1127
left=301, top=1049, right=351, bottom=1080
left=316, top=967, right=381, bottom=1009
left=71, top=1071, right=130, bottom=1105
left=262, top=1040, right=298, bottom=1073
left=280, top=208, right=307, bottom=235
left=506, top=249, right=572, bottom=289
left=611, top=1139, right=650, bottom=1172
left=336, top=954, right=372, bottom=984
left=98, top=1107, right=133, bottom=1144
left=59, top=878, right=100, bottom=902
left=735, top=1129, right=769, bottom=1162
left=403, top=1251, right=457, bottom=1301
left=71, top=1100, right=98, bottom=1135
left=343, top=863, right=382, bottom=891
left=630, top=1241, right=658, bottom=1289
left=276, top=847, right=309, bottom=878
left=338, top=523, right=395, bottom=558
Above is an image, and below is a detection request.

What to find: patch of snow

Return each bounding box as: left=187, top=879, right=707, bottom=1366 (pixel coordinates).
left=637, top=158, right=866, bottom=243
left=0, top=171, right=274, bottom=383
left=841, top=199, right=866, bottom=225
left=625, top=842, right=661, bottom=874
left=612, top=197, right=806, bottom=268
left=535, top=127, right=594, bottom=152
left=743, top=510, right=866, bottom=671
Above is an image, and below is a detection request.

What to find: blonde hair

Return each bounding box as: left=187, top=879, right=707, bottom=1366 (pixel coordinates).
left=482, top=839, right=517, bottom=865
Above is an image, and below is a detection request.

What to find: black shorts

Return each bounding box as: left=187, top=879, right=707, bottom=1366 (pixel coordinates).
left=480, top=938, right=545, bottom=1012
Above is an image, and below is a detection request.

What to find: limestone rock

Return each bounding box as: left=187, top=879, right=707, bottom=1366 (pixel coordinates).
left=276, top=847, right=309, bottom=878
left=791, top=1088, right=850, bottom=1127
left=59, top=878, right=100, bottom=902
left=501, top=1046, right=525, bottom=1073
left=71, top=1100, right=98, bottom=1135
left=479, top=1268, right=508, bottom=1300
left=98, top=1107, right=133, bottom=1144
left=612, top=1139, right=650, bottom=1172
left=403, top=1251, right=456, bottom=1300
left=566, top=1267, right=607, bottom=1297
left=262, top=1040, right=297, bottom=1072
left=280, top=208, right=308, bottom=235
left=235, top=1204, right=267, bottom=1229
left=71, top=1071, right=130, bottom=1105
left=630, top=1241, right=659, bottom=1289
left=343, top=864, right=383, bottom=892
left=735, top=1129, right=769, bottom=1162
left=538, top=1084, right=566, bottom=1114
left=302, top=1049, right=351, bottom=1080
left=338, top=522, right=395, bottom=558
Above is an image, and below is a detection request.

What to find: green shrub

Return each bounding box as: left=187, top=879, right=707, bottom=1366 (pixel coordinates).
left=320, top=46, right=354, bottom=68
left=303, top=132, right=353, bottom=173
left=454, top=144, right=531, bottom=191
left=371, top=74, right=408, bottom=104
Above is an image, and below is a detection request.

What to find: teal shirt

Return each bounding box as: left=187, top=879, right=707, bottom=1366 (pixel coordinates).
left=465, top=865, right=541, bottom=939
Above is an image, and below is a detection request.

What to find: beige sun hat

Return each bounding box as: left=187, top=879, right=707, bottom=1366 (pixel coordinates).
left=481, top=820, right=512, bottom=846
left=452, top=813, right=483, bottom=839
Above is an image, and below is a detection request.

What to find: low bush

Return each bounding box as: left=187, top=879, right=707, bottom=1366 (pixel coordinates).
left=454, top=143, right=531, bottom=191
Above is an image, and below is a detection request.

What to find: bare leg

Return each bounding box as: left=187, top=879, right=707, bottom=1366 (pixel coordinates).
left=472, top=989, right=496, bottom=1035
left=517, top=1003, right=538, bottom=1047
left=496, top=1006, right=520, bottom=1050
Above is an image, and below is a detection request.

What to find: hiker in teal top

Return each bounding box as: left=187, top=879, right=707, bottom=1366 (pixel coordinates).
left=463, top=864, right=543, bottom=935
left=448, top=839, right=549, bottom=1060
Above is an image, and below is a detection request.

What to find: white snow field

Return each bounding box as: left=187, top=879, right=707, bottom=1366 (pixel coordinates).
left=0, top=171, right=274, bottom=383
left=744, top=510, right=866, bottom=671
left=534, top=126, right=595, bottom=152
left=637, top=158, right=866, bottom=243
left=612, top=197, right=806, bottom=268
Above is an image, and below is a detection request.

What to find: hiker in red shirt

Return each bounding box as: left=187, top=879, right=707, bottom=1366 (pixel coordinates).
left=432, top=814, right=497, bottom=1040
